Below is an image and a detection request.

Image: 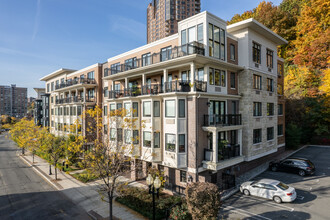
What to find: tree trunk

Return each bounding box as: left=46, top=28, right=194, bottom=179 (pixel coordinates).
left=32, top=153, right=34, bottom=164
left=54, top=161, right=57, bottom=180
left=22, top=147, right=25, bottom=155
left=108, top=192, right=113, bottom=220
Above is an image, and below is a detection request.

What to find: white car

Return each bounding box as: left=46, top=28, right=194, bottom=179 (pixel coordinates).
left=240, top=179, right=296, bottom=203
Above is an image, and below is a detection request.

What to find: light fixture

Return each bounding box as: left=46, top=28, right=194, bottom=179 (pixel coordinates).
left=207, top=102, right=211, bottom=107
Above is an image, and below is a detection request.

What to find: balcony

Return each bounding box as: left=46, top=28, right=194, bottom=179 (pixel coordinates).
left=203, top=114, right=242, bottom=127
left=218, top=144, right=240, bottom=161
left=108, top=80, right=207, bottom=99
left=55, top=78, right=96, bottom=90
left=55, top=96, right=96, bottom=104
left=104, top=42, right=205, bottom=77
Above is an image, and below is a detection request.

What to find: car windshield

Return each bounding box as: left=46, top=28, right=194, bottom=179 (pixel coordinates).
left=277, top=182, right=289, bottom=190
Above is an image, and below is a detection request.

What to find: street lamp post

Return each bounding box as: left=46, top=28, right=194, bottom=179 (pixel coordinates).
left=146, top=174, right=161, bottom=220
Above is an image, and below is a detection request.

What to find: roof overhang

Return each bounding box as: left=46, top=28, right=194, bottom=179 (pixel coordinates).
left=40, top=68, right=77, bottom=81
left=227, top=18, right=288, bottom=45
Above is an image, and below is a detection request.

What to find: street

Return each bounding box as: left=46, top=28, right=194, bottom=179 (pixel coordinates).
left=221, top=146, right=330, bottom=220
left=0, top=133, right=90, bottom=220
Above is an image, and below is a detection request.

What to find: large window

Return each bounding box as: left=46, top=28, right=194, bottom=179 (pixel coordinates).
left=267, top=78, right=274, bottom=92
left=143, top=131, right=151, bottom=147
left=87, top=71, right=94, bottom=79
left=253, top=74, right=262, bottom=90
left=230, top=72, right=236, bottom=89
left=277, top=63, right=283, bottom=76
left=210, top=68, right=226, bottom=86
left=267, top=103, right=274, bottom=116
left=180, top=171, right=187, bottom=182
left=111, top=62, right=121, bottom=74
left=154, top=132, right=160, bottom=148
left=143, top=101, right=151, bottom=117
left=125, top=57, right=137, bottom=70
left=278, top=84, right=283, bottom=95
left=230, top=44, right=236, bottom=60
left=154, top=101, right=160, bottom=117
left=278, top=104, right=283, bottom=115
left=165, top=100, right=175, bottom=117
left=124, top=103, right=131, bottom=116
left=267, top=49, right=273, bottom=68
left=117, top=128, right=123, bottom=142
left=267, top=127, right=274, bottom=141
left=77, top=106, right=82, bottom=116
left=142, top=53, right=151, bottom=67
left=124, top=130, right=131, bottom=144
left=188, top=26, right=196, bottom=43
left=278, top=124, right=283, bottom=136
left=179, top=99, right=185, bottom=118
left=253, top=129, right=262, bottom=144
left=165, top=134, right=176, bottom=152
left=132, top=102, right=138, bottom=117
left=209, top=23, right=225, bottom=60
left=181, top=30, right=187, bottom=45
left=197, top=24, right=203, bottom=43
left=253, top=42, right=261, bottom=64
left=104, top=87, right=108, bottom=97
left=133, top=130, right=139, bottom=144
left=110, top=128, right=116, bottom=141
left=103, top=106, right=108, bottom=116
left=179, top=134, right=185, bottom=153
left=161, top=46, right=172, bottom=62
left=253, top=102, right=262, bottom=116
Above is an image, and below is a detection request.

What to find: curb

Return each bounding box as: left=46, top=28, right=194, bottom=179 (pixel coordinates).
left=19, top=155, right=61, bottom=190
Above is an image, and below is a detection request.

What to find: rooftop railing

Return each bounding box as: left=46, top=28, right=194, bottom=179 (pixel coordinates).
left=104, top=42, right=205, bottom=77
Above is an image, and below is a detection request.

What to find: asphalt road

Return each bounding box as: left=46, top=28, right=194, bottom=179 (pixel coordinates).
left=221, top=146, right=330, bottom=220
left=0, top=133, right=91, bottom=220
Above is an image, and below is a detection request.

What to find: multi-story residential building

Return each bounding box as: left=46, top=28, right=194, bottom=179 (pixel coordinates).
left=101, top=11, right=287, bottom=190
left=33, top=88, right=46, bottom=126
left=147, top=0, right=201, bottom=43
left=40, top=65, right=103, bottom=138
left=0, top=84, right=27, bottom=118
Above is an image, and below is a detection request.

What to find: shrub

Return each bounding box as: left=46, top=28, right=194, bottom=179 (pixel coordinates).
left=72, top=170, right=98, bottom=183
left=286, top=123, right=302, bottom=149
left=116, top=185, right=182, bottom=220
left=170, top=202, right=192, bottom=220
left=185, top=182, right=221, bottom=220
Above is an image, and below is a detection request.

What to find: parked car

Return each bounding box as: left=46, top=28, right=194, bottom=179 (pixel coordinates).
left=240, top=179, right=296, bottom=203
left=269, top=158, right=315, bottom=176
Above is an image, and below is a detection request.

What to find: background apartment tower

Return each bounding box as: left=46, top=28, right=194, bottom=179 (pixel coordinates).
left=147, top=0, right=201, bottom=43
left=0, top=84, right=27, bottom=118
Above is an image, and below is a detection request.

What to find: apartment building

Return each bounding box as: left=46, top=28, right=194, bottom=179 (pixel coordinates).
left=101, top=11, right=287, bottom=190
left=147, top=0, right=201, bottom=43
left=40, top=64, right=103, bottom=137
left=0, top=84, right=27, bottom=118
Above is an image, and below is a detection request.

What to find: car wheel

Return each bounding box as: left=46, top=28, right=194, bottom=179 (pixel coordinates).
left=271, top=166, right=278, bottom=172
left=243, top=189, right=250, bottom=196
left=273, top=196, right=282, bottom=204
left=299, top=170, right=306, bottom=176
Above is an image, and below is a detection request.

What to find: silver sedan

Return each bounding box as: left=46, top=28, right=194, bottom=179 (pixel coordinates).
left=240, top=178, right=296, bottom=203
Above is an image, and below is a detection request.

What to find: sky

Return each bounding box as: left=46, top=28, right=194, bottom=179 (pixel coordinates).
left=0, top=0, right=282, bottom=97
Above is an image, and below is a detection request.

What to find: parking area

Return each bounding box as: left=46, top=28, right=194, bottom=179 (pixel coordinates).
left=221, top=146, right=330, bottom=220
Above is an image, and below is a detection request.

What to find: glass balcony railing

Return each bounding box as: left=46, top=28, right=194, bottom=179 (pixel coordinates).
left=104, top=42, right=205, bottom=77
left=203, top=114, right=242, bottom=127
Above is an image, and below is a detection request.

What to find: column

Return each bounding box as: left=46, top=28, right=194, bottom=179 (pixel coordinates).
left=213, top=131, right=218, bottom=163
left=125, top=78, right=128, bottom=89
left=238, top=129, right=243, bottom=156
left=190, top=62, right=195, bottom=91
left=142, top=74, right=146, bottom=86
left=163, top=69, right=168, bottom=92
left=83, top=87, right=86, bottom=102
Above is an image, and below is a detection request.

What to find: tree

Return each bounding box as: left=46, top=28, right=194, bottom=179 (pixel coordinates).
left=41, top=132, right=66, bottom=180
left=185, top=182, right=221, bottom=220
left=70, top=105, right=146, bottom=220
left=9, top=118, right=35, bottom=155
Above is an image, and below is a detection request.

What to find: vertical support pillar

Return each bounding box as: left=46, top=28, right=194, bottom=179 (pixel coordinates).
left=213, top=131, right=218, bottom=163
left=238, top=129, right=243, bottom=156
left=190, top=62, right=195, bottom=91
left=163, top=69, right=168, bottom=92
left=125, top=78, right=128, bottom=89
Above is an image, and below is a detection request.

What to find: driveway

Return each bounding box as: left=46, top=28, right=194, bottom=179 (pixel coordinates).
left=221, top=146, right=330, bottom=220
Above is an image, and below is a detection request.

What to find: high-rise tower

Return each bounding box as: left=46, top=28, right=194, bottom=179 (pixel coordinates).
left=147, top=0, right=201, bottom=43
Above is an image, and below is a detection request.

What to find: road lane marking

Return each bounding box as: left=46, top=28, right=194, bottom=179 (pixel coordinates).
left=223, top=205, right=272, bottom=220
left=241, top=195, right=294, bottom=212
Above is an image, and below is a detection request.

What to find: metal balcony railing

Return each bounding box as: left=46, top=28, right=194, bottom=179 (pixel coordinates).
left=203, top=114, right=242, bottom=126
left=218, top=144, right=240, bottom=161
left=104, top=42, right=205, bottom=77
left=55, top=78, right=96, bottom=90
left=55, top=96, right=95, bottom=104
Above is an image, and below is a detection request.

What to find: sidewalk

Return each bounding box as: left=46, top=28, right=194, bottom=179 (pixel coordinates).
left=18, top=151, right=147, bottom=220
